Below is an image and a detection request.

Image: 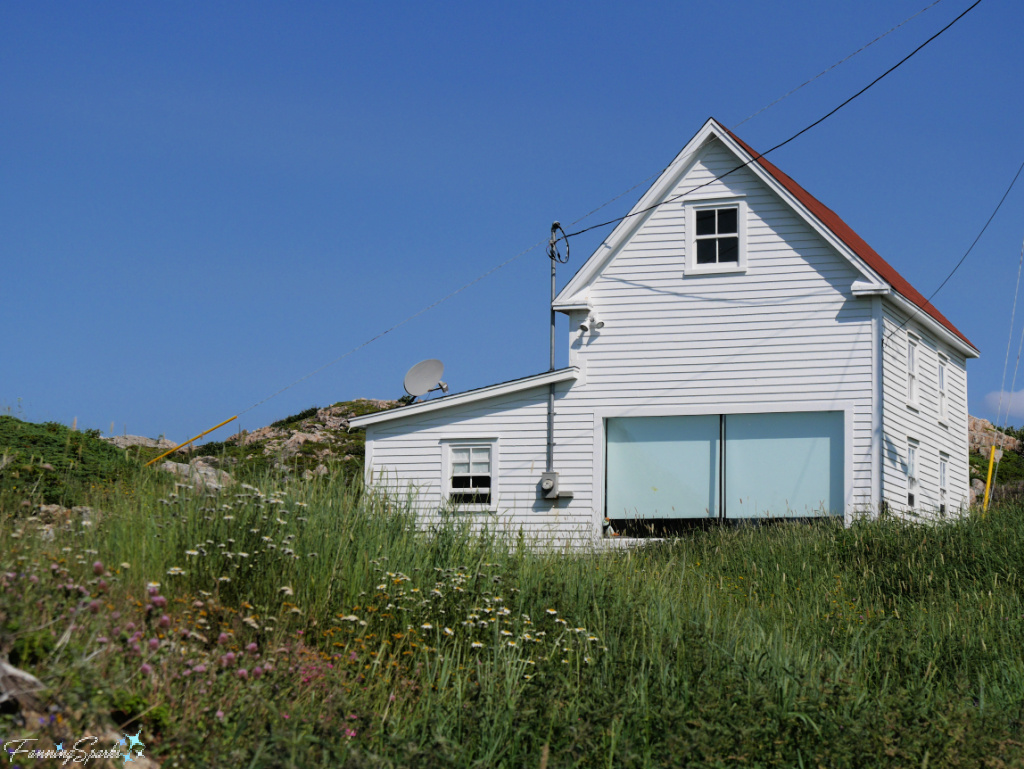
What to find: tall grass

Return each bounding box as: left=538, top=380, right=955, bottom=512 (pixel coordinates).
left=3, top=468, right=1024, bottom=767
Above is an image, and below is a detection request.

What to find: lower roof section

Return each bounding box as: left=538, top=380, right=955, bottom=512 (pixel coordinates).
left=348, top=367, right=579, bottom=428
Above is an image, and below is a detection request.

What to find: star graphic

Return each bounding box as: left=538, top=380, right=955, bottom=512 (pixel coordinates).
left=123, top=750, right=135, bottom=765
left=126, top=730, right=145, bottom=753
left=119, top=736, right=126, bottom=746
left=55, top=743, right=63, bottom=751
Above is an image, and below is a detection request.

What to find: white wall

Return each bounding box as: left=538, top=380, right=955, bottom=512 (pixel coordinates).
left=881, top=304, right=971, bottom=514
left=366, top=136, right=888, bottom=542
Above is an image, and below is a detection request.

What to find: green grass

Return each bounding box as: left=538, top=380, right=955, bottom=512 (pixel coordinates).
left=3, top=466, right=1024, bottom=767
left=0, top=416, right=140, bottom=507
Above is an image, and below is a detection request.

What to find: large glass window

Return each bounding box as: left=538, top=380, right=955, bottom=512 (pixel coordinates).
left=605, top=411, right=844, bottom=526
left=606, top=415, right=719, bottom=520
left=724, top=412, right=844, bottom=518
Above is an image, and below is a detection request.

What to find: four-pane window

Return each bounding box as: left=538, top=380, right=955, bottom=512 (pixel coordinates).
left=695, top=207, right=740, bottom=265
left=450, top=445, right=492, bottom=505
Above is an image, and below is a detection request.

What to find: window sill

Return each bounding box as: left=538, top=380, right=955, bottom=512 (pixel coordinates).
left=685, top=264, right=747, bottom=277
left=906, top=402, right=920, bottom=412
left=938, top=418, right=949, bottom=428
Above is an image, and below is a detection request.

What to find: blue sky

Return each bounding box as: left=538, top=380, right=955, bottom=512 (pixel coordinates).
left=3, top=1, right=1023, bottom=441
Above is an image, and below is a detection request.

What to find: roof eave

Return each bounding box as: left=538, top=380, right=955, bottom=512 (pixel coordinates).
left=349, top=367, right=580, bottom=428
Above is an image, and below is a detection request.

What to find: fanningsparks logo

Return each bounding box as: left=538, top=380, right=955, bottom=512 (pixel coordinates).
left=4, top=731, right=145, bottom=765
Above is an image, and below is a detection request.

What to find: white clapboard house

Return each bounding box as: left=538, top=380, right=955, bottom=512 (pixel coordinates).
left=351, top=117, right=979, bottom=544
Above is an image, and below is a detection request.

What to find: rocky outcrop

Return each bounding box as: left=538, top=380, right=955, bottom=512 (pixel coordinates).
left=160, top=459, right=233, bottom=491
left=968, top=416, right=1020, bottom=454
left=102, top=434, right=178, bottom=450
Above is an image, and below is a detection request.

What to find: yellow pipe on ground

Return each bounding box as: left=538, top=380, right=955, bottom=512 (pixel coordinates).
left=983, top=444, right=997, bottom=513
left=144, top=415, right=238, bottom=467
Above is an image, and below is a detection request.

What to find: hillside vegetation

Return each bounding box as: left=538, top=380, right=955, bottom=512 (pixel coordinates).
left=1, top=453, right=1024, bottom=766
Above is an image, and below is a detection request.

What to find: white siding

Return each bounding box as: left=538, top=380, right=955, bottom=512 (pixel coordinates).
left=365, top=136, right=896, bottom=543
left=881, top=304, right=971, bottom=515
left=557, top=137, right=874, bottom=529
left=366, top=379, right=593, bottom=547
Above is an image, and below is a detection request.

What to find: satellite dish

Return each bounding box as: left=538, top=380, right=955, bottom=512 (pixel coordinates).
left=403, top=359, right=448, bottom=398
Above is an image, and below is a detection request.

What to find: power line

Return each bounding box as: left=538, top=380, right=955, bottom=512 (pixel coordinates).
left=733, top=0, right=944, bottom=129
left=234, top=0, right=982, bottom=421
left=883, top=155, right=1024, bottom=345
left=562, top=0, right=983, bottom=242
left=991, top=239, right=1024, bottom=490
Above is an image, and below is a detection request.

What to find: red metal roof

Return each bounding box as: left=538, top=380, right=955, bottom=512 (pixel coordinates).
left=719, top=121, right=977, bottom=352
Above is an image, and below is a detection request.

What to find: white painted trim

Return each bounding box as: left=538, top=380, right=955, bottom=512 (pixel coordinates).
left=852, top=281, right=890, bottom=296
left=349, top=367, right=579, bottom=427
left=684, top=197, right=748, bottom=276
left=872, top=296, right=883, bottom=515
left=439, top=437, right=500, bottom=514
left=884, top=292, right=979, bottom=358
left=555, top=118, right=881, bottom=309
left=590, top=401, right=858, bottom=526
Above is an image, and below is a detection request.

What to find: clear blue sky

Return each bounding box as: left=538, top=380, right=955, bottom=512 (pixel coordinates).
left=3, top=1, right=1023, bottom=441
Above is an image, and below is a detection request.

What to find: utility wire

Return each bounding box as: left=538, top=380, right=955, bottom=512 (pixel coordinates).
left=883, top=155, right=1024, bottom=345
left=991, top=239, right=1024, bottom=490
left=562, top=0, right=983, bottom=243
left=735, top=0, right=944, bottom=128
left=233, top=0, right=980, bottom=422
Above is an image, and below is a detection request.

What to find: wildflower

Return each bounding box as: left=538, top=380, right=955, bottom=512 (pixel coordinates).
left=421, top=623, right=433, bottom=630
left=500, top=630, right=513, bottom=637
left=545, top=609, right=557, bottom=615
left=279, top=586, right=294, bottom=596
left=587, top=636, right=598, bottom=642
left=216, top=710, right=224, bottom=720
left=185, top=550, right=199, bottom=557
left=246, top=642, right=258, bottom=654
left=159, top=615, right=171, bottom=629
left=339, top=615, right=359, bottom=622
left=193, top=664, right=206, bottom=674
left=507, top=640, right=516, bottom=647
left=243, top=616, right=260, bottom=629
left=92, top=561, right=104, bottom=576
left=252, top=666, right=263, bottom=679
left=97, top=636, right=108, bottom=644
left=471, top=642, right=484, bottom=649
left=140, top=663, right=153, bottom=675
left=148, top=638, right=159, bottom=651
left=218, top=633, right=231, bottom=645
left=146, top=582, right=160, bottom=590
left=218, top=576, right=231, bottom=583
left=237, top=668, right=248, bottom=679
left=443, top=627, right=454, bottom=636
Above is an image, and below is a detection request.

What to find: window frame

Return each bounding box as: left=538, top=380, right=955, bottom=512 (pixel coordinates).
left=907, top=438, right=919, bottom=510
left=937, top=354, right=949, bottom=424
left=939, top=452, right=948, bottom=514
left=685, top=197, right=748, bottom=275
left=441, top=439, right=498, bottom=511
left=906, top=334, right=919, bottom=408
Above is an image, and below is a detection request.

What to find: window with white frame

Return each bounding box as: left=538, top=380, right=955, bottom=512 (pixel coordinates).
left=939, top=453, right=948, bottom=514
left=907, top=439, right=918, bottom=510
left=938, top=355, right=948, bottom=422
left=907, top=335, right=919, bottom=406
left=686, top=199, right=747, bottom=274
left=448, top=444, right=493, bottom=505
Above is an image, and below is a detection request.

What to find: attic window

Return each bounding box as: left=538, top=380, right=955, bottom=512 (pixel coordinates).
left=695, top=208, right=738, bottom=264
left=686, top=198, right=747, bottom=275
